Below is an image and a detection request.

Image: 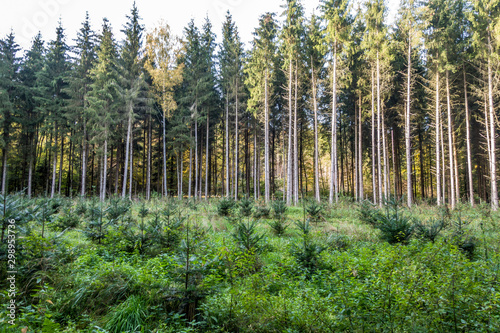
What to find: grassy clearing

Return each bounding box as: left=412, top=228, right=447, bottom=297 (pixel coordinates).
left=0, top=195, right=499, bottom=332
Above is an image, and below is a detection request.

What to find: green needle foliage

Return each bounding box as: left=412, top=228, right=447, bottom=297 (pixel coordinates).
left=232, top=219, right=265, bottom=252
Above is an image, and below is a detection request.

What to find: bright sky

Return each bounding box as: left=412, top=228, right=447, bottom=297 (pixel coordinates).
left=1, top=0, right=400, bottom=51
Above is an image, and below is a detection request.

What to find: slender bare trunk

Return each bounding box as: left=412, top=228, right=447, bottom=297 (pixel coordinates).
left=312, top=59, right=320, bottom=202
left=382, top=109, right=389, bottom=199
left=101, top=133, right=108, bottom=202
left=294, top=62, right=299, bottom=204
left=129, top=129, right=133, bottom=200
left=358, top=92, right=363, bottom=200
left=225, top=94, right=230, bottom=197
left=436, top=69, right=441, bottom=206
left=463, top=66, right=474, bottom=206
left=146, top=115, right=151, bottom=200
left=487, top=37, right=498, bottom=210
left=1, top=148, right=7, bottom=196
left=206, top=112, right=209, bottom=200
left=51, top=128, right=58, bottom=199
left=254, top=119, right=258, bottom=200
left=406, top=40, right=412, bottom=207
left=58, top=136, right=64, bottom=195
left=330, top=44, right=338, bottom=204
left=371, top=69, right=376, bottom=204
left=234, top=81, right=239, bottom=200
left=195, top=114, right=198, bottom=200
left=287, top=61, right=293, bottom=205
left=81, top=121, right=87, bottom=197
left=188, top=128, right=192, bottom=199
left=376, top=52, right=382, bottom=206
left=446, top=70, right=455, bottom=209
left=28, top=142, right=33, bottom=198
left=122, top=109, right=132, bottom=198
left=265, top=69, right=270, bottom=203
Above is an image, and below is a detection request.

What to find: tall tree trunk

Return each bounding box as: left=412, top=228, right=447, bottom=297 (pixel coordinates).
left=195, top=113, right=199, bottom=200
left=287, top=61, right=293, bottom=205
left=162, top=110, right=168, bottom=197
left=312, top=59, right=320, bottom=202
left=487, top=36, right=498, bottom=210
left=376, top=52, right=383, bottom=206
left=371, top=69, right=376, bottom=204
left=446, top=70, right=455, bottom=209
left=206, top=112, right=209, bottom=200
left=254, top=118, right=258, bottom=200
left=101, top=134, right=108, bottom=201
left=463, top=65, right=474, bottom=206
left=28, top=138, right=33, bottom=198
left=129, top=129, right=133, bottom=200
left=382, top=109, right=389, bottom=199
left=51, top=128, right=58, bottom=199
left=234, top=81, right=239, bottom=200
left=330, top=43, right=338, bottom=204
left=180, top=149, right=184, bottom=199
left=355, top=98, right=359, bottom=200
left=1, top=148, right=7, bottom=196
left=293, top=62, right=299, bottom=204
left=225, top=94, right=230, bottom=197
left=406, top=40, right=412, bottom=207
left=122, top=109, right=132, bottom=198
left=358, top=93, right=364, bottom=200
left=146, top=114, right=152, bottom=200
left=81, top=121, right=87, bottom=197
left=265, top=68, right=270, bottom=203
left=436, top=69, right=441, bottom=206
left=58, top=136, right=64, bottom=195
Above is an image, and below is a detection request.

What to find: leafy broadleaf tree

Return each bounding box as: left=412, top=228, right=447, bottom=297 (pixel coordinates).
left=144, top=21, right=184, bottom=199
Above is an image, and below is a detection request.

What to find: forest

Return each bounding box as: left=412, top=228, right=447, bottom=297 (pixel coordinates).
left=0, top=0, right=498, bottom=209
left=0, top=0, right=500, bottom=332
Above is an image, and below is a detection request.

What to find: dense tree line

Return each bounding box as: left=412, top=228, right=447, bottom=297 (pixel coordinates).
left=0, top=0, right=499, bottom=209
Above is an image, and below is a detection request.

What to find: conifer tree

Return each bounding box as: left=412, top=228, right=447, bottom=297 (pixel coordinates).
left=38, top=21, right=70, bottom=198
left=0, top=31, right=21, bottom=195
left=245, top=13, right=278, bottom=203
left=19, top=33, right=45, bottom=197
left=70, top=12, right=96, bottom=197
left=88, top=18, right=118, bottom=201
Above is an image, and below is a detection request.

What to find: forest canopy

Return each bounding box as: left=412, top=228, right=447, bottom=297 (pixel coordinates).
left=0, top=0, right=499, bottom=210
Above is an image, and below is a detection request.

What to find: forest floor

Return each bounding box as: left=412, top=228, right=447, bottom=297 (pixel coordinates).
left=1, top=196, right=499, bottom=332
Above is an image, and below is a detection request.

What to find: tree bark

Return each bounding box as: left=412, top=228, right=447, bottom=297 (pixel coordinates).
left=330, top=43, right=338, bottom=204
left=312, top=58, right=320, bottom=202
left=446, top=70, right=455, bottom=209
left=406, top=39, right=412, bottom=207
left=81, top=120, right=87, bottom=197
left=122, top=108, right=132, bottom=198
left=435, top=69, right=441, bottom=206
left=265, top=68, right=270, bottom=203
left=206, top=112, right=209, bottom=200
left=376, top=52, right=383, bottom=206
left=487, top=36, right=498, bottom=210
left=463, top=66, right=474, bottom=206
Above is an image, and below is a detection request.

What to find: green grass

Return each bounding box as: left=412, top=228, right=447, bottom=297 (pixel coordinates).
left=1, top=197, right=499, bottom=332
